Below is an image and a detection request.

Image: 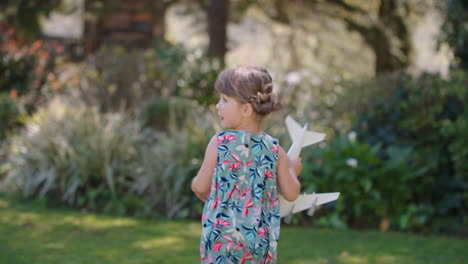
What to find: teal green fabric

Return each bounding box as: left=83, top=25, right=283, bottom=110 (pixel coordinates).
left=200, top=130, right=280, bottom=264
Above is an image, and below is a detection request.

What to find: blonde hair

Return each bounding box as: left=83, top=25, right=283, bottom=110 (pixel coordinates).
left=215, top=66, right=282, bottom=116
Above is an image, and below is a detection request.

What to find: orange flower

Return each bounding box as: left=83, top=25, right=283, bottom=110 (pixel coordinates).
left=9, top=89, right=18, bottom=99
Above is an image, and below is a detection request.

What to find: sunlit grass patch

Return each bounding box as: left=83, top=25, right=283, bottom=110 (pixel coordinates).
left=0, top=195, right=466, bottom=264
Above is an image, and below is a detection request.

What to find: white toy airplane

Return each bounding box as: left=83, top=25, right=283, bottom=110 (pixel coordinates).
left=279, top=116, right=340, bottom=223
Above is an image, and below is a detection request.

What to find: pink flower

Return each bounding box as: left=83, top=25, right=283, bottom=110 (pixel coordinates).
left=264, top=169, right=273, bottom=180
left=243, top=197, right=254, bottom=217
left=271, top=145, right=279, bottom=154
left=222, top=235, right=234, bottom=251
left=265, top=250, right=274, bottom=264
left=240, top=251, right=254, bottom=264
left=234, top=242, right=247, bottom=251
left=213, top=242, right=223, bottom=252
left=228, top=162, right=241, bottom=172
left=214, top=219, right=230, bottom=229
left=258, top=227, right=268, bottom=238
left=231, top=153, right=241, bottom=162
left=210, top=195, right=219, bottom=209
left=238, top=187, right=250, bottom=200
left=211, top=181, right=219, bottom=191
left=265, top=191, right=277, bottom=210
left=227, top=184, right=239, bottom=199
left=217, top=134, right=236, bottom=145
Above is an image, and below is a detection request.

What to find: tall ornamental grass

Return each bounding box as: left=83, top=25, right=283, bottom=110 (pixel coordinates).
left=2, top=97, right=218, bottom=218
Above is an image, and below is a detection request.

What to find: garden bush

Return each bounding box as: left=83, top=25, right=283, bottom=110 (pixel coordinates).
left=0, top=93, right=21, bottom=140
left=77, top=44, right=220, bottom=114
left=0, top=22, right=65, bottom=113
left=304, top=70, right=467, bottom=234
left=301, top=134, right=416, bottom=231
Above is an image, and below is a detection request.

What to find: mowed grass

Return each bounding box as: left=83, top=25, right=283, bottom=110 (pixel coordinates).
left=0, top=196, right=466, bottom=264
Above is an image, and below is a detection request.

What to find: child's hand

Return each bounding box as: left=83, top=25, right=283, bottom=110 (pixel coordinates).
left=289, top=157, right=302, bottom=177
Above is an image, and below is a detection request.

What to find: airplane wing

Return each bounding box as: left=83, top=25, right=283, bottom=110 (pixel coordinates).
left=285, top=115, right=302, bottom=139
left=279, top=192, right=340, bottom=218
left=302, top=131, right=326, bottom=147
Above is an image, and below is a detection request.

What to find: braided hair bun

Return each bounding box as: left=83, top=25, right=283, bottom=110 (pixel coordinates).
left=215, top=66, right=282, bottom=117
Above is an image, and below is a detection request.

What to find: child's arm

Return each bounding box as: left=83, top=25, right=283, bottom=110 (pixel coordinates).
left=191, top=135, right=218, bottom=202
left=277, top=146, right=302, bottom=201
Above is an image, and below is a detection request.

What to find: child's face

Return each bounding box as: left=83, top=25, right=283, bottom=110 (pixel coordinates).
left=216, top=94, right=244, bottom=130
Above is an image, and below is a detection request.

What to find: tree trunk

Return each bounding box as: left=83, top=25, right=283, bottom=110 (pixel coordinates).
left=84, top=0, right=101, bottom=56
left=83, top=0, right=176, bottom=55
left=207, top=0, right=229, bottom=62
left=327, top=0, right=411, bottom=74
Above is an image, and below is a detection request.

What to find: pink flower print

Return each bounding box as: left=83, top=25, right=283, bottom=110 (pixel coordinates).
left=240, top=251, right=254, bottom=264
left=228, top=162, right=241, bottom=172
left=227, top=184, right=239, bottom=199
left=202, top=214, right=207, bottom=221
left=271, top=144, right=279, bottom=155
left=234, top=242, right=247, bottom=251
left=222, top=235, right=234, bottom=251
left=238, top=187, right=250, bottom=200
left=258, top=227, right=269, bottom=238
left=231, top=153, right=241, bottom=162
left=243, top=197, right=254, bottom=217
left=210, top=195, right=219, bottom=209
left=265, top=191, right=276, bottom=210
left=214, top=219, right=230, bottom=229
left=213, top=241, right=223, bottom=252
left=244, top=159, right=253, bottom=166
left=217, top=134, right=236, bottom=145
left=211, top=181, right=219, bottom=191
left=264, top=169, right=273, bottom=180
left=265, top=250, right=274, bottom=264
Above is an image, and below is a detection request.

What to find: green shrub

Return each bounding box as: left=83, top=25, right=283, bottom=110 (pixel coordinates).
left=301, top=134, right=415, bottom=231
left=0, top=51, right=34, bottom=95
left=78, top=45, right=220, bottom=114
left=1, top=23, right=64, bottom=113
left=332, top=70, right=468, bottom=233
left=141, top=96, right=195, bottom=131
left=0, top=93, right=21, bottom=140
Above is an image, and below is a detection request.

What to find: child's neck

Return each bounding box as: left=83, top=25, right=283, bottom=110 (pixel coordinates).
left=233, top=119, right=262, bottom=134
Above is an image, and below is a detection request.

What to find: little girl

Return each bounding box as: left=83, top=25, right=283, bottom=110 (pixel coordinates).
left=192, top=66, right=302, bottom=264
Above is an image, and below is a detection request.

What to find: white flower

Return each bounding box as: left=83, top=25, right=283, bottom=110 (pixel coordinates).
left=348, top=131, right=357, bottom=143
left=235, top=144, right=249, bottom=157
left=27, top=124, right=40, bottom=136
left=285, top=72, right=301, bottom=86
left=346, top=158, right=358, bottom=168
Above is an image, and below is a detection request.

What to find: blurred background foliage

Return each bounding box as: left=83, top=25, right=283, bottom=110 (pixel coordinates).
left=0, top=0, right=466, bottom=235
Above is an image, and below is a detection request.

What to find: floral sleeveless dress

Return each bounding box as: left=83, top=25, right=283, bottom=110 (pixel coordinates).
left=200, top=130, right=281, bottom=264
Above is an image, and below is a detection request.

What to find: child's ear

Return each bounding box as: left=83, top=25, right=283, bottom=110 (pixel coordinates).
left=242, top=103, right=254, bottom=117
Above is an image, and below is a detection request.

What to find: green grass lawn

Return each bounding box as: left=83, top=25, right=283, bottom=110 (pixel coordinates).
left=0, top=196, right=466, bottom=264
